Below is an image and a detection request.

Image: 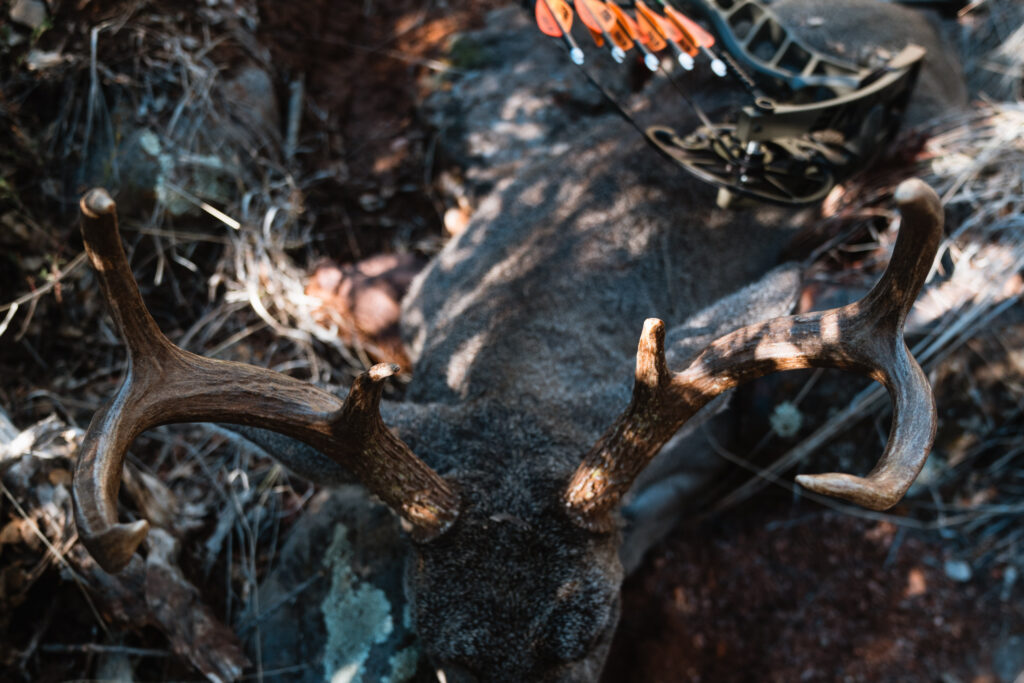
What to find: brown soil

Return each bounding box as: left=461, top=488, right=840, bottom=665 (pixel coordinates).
left=605, top=501, right=1016, bottom=682
left=601, top=312, right=1024, bottom=682
left=254, top=0, right=504, bottom=262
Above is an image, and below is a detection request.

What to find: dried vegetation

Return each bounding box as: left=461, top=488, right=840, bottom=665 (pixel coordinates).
left=0, top=0, right=494, bottom=678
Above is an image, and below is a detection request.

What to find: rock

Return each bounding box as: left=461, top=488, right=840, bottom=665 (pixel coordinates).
left=992, top=634, right=1024, bottom=683
left=245, top=489, right=425, bottom=683
left=112, top=128, right=167, bottom=215
left=9, top=0, right=47, bottom=31
left=223, top=64, right=281, bottom=139
left=74, top=59, right=274, bottom=219
left=772, top=0, right=968, bottom=126
left=943, top=559, right=972, bottom=583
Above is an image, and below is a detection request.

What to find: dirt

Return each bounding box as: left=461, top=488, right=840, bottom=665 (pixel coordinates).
left=604, top=309, right=1024, bottom=682
left=606, top=501, right=1018, bottom=682
left=254, top=0, right=504, bottom=262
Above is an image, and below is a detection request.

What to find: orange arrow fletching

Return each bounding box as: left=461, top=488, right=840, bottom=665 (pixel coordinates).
left=663, top=6, right=702, bottom=52
left=634, top=0, right=659, bottom=26
left=575, top=0, right=617, bottom=33
left=660, top=16, right=696, bottom=55
left=603, top=3, right=635, bottom=52
left=666, top=7, right=715, bottom=47
left=635, top=1, right=672, bottom=46
left=636, top=1, right=690, bottom=52
left=588, top=26, right=605, bottom=47
left=535, top=0, right=573, bottom=37
left=607, top=3, right=639, bottom=39
left=608, top=24, right=634, bottom=52
left=633, top=7, right=667, bottom=51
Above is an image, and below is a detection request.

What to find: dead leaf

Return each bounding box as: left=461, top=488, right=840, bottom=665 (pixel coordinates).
left=905, top=568, right=927, bottom=598
left=306, top=253, right=423, bottom=368
left=47, top=468, right=72, bottom=487
left=0, top=520, right=24, bottom=546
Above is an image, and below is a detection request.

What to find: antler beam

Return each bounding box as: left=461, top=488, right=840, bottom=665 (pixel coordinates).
left=74, top=189, right=459, bottom=573
left=565, top=178, right=943, bottom=529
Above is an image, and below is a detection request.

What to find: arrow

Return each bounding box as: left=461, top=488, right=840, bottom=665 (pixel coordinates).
left=635, top=0, right=695, bottom=71
left=607, top=2, right=660, bottom=71
left=536, top=0, right=586, bottom=64
left=653, top=2, right=773, bottom=102
left=660, top=4, right=727, bottom=76
left=575, top=0, right=630, bottom=63
left=631, top=3, right=667, bottom=54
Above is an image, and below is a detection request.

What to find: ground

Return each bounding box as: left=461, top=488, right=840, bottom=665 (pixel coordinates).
left=1, top=0, right=1023, bottom=681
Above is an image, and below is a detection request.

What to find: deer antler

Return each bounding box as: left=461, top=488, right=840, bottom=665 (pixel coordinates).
left=74, top=189, right=459, bottom=573
left=565, top=178, right=943, bottom=529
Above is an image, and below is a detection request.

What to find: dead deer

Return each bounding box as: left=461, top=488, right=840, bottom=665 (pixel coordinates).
left=71, top=1, right=963, bottom=679
left=75, top=174, right=941, bottom=681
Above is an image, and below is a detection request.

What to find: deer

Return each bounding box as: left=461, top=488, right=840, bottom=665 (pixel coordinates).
left=71, top=1, right=960, bottom=680
left=75, top=175, right=942, bottom=681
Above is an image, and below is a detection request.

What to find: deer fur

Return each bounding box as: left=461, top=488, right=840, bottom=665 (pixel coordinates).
left=240, top=3, right=967, bottom=680
left=78, top=1, right=967, bottom=680
left=373, top=5, right=962, bottom=677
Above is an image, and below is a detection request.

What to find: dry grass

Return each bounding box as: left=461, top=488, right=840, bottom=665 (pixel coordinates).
left=0, top=0, right=446, bottom=676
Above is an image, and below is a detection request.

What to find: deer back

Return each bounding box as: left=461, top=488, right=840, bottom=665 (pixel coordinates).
left=389, top=3, right=963, bottom=677
left=401, top=0, right=966, bottom=465
left=71, top=2, right=966, bottom=681
left=402, top=133, right=799, bottom=452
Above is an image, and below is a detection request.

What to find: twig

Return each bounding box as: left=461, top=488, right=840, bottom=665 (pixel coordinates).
left=285, top=75, right=304, bottom=162
left=39, top=643, right=170, bottom=657
left=703, top=428, right=934, bottom=529
left=206, top=321, right=268, bottom=359
left=0, top=482, right=112, bottom=639
left=234, top=569, right=325, bottom=637
left=162, top=181, right=241, bottom=230
left=0, top=252, right=88, bottom=314
left=0, top=304, right=18, bottom=338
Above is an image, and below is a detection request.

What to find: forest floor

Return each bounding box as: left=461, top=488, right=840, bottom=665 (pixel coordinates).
left=2, top=0, right=1023, bottom=681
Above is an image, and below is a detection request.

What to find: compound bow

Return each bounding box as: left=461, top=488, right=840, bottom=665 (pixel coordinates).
left=534, top=0, right=927, bottom=207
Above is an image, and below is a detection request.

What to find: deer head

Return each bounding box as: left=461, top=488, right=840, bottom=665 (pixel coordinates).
left=73, top=175, right=942, bottom=680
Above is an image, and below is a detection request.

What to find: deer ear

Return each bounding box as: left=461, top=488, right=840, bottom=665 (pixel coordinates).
left=665, top=263, right=802, bottom=370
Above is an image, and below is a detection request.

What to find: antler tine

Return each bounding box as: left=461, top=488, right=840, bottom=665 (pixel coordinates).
left=75, top=189, right=459, bottom=573
left=566, top=179, right=943, bottom=529
left=795, top=179, right=941, bottom=507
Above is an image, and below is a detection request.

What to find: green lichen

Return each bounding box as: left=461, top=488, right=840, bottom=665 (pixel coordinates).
left=321, top=526, right=394, bottom=683
left=384, top=646, right=421, bottom=683
left=132, top=128, right=234, bottom=216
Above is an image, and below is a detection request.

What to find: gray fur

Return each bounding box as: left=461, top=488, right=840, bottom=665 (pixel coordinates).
left=235, top=3, right=966, bottom=680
